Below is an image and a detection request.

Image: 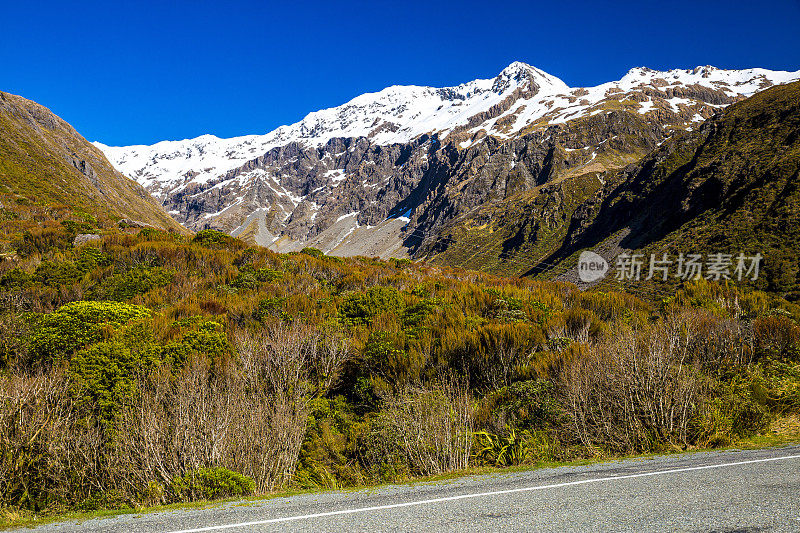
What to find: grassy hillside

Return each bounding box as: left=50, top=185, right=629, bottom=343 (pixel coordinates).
left=0, top=91, right=187, bottom=253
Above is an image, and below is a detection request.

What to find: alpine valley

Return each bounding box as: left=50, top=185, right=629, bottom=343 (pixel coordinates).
left=95, top=62, right=800, bottom=283
left=3, top=54, right=800, bottom=525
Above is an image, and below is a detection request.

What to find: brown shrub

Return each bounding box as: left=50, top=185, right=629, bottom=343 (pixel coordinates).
left=561, top=313, right=706, bottom=454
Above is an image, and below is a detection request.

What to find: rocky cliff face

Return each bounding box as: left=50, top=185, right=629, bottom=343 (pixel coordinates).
left=96, top=63, right=800, bottom=259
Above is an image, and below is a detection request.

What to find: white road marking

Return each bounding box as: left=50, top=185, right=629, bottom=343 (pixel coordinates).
left=165, top=453, right=800, bottom=533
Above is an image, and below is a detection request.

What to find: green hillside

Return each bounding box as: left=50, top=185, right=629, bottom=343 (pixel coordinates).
left=0, top=91, right=188, bottom=254
left=0, top=230, right=798, bottom=520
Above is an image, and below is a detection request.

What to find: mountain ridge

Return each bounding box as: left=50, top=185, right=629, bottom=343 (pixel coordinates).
left=94, top=62, right=800, bottom=261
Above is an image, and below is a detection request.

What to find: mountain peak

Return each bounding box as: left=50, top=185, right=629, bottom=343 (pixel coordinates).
left=495, top=61, right=569, bottom=94
left=500, top=61, right=535, bottom=76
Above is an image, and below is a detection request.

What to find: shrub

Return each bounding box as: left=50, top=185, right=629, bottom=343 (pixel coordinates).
left=70, top=341, right=160, bottom=428
left=255, top=297, right=287, bottom=320
left=28, top=301, right=152, bottom=362
left=60, top=220, right=95, bottom=235
left=294, top=396, right=364, bottom=490
left=33, top=261, right=82, bottom=287
left=92, top=266, right=174, bottom=301
left=694, top=373, right=771, bottom=447
left=76, top=246, right=111, bottom=271
left=476, top=379, right=558, bottom=435
left=170, top=467, right=255, bottom=502
left=232, top=266, right=283, bottom=290
left=13, top=226, right=73, bottom=256
left=0, top=268, right=32, bottom=289
left=339, top=286, right=403, bottom=325
left=160, top=321, right=231, bottom=369
left=300, top=247, right=324, bottom=258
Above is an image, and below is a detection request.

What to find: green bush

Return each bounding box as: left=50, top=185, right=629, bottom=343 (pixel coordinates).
left=160, top=320, right=230, bottom=369
left=33, top=261, right=83, bottom=287
left=93, top=266, right=174, bottom=301
left=232, top=266, right=283, bottom=290
left=300, top=247, right=324, bottom=258
left=170, top=467, right=255, bottom=502
left=339, top=286, right=404, bottom=325
left=478, top=379, right=559, bottom=433
left=192, top=229, right=238, bottom=248
left=28, top=301, right=152, bottom=362
left=0, top=268, right=33, bottom=289
left=401, top=298, right=438, bottom=330
left=70, top=341, right=160, bottom=428
left=255, top=297, right=287, bottom=320
left=76, top=246, right=111, bottom=271
left=295, top=396, right=365, bottom=489
left=61, top=220, right=95, bottom=235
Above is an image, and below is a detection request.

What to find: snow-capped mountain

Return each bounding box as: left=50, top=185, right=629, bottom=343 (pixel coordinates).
left=95, top=62, right=800, bottom=257
left=95, top=63, right=564, bottom=196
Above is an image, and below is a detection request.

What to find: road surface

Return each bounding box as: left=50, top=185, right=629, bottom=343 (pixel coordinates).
left=15, top=445, right=800, bottom=532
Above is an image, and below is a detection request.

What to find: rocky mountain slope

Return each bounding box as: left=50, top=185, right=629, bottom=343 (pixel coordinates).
left=540, top=80, right=800, bottom=295
left=96, top=63, right=800, bottom=260
left=0, top=91, right=187, bottom=244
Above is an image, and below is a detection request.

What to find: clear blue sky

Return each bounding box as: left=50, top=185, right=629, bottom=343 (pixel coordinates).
left=1, top=0, right=798, bottom=146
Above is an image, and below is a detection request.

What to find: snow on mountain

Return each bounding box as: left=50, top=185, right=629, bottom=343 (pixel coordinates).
left=96, top=62, right=800, bottom=201
left=94, top=62, right=800, bottom=257
left=461, top=65, right=800, bottom=144
left=93, top=62, right=565, bottom=198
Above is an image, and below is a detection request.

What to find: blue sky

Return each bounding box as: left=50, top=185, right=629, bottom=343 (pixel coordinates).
left=1, top=0, right=798, bottom=146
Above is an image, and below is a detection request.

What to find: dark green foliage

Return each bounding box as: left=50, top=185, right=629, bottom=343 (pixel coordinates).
left=338, top=286, right=404, bottom=325
left=33, top=261, right=83, bottom=287
left=70, top=341, right=160, bottom=428
left=361, top=330, right=410, bottom=385
left=300, top=247, right=324, bottom=258
left=92, top=266, right=174, bottom=301
left=160, top=320, right=230, bottom=369
left=170, top=467, right=255, bottom=502
left=0, top=268, right=32, bottom=289
left=295, top=396, right=365, bottom=489
left=76, top=246, right=111, bottom=271
left=192, top=229, right=242, bottom=249
left=401, top=298, right=438, bottom=329
left=478, top=379, right=559, bottom=434
left=231, top=265, right=283, bottom=290
left=60, top=219, right=95, bottom=235
left=255, top=297, right=287, bottom=320
left=28, top=301, right=152, bottom=363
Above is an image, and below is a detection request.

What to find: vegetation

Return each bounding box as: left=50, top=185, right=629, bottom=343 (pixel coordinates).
left=0, top=227, right=796, bottom=523
left=0, top=90, right=186, bottom=257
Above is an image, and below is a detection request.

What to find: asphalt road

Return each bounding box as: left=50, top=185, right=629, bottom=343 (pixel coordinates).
left=16, top=445, right=800, bottom=532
